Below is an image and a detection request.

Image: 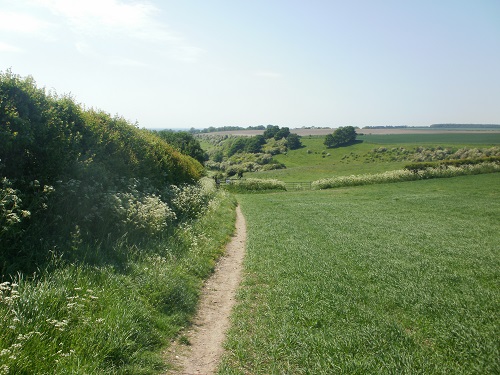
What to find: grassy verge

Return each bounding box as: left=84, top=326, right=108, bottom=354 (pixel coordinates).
left=219, top=174, right=500, bottom=374
left=0, top=190, right=237, bottom=374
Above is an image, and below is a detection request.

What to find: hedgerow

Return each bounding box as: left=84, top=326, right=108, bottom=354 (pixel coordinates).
left=404, top=156, right=500, bottom=172
left=0, top=70, right=204, bottom=274
left=312, top=162, right=500, bottom=190
left=223, top=178, right=287, bottom=193
left=360, top=146, right=500, bottom=164
left=0, top=70, right=237, bottom=374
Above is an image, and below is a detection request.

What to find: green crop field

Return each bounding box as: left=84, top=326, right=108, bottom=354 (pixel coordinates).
left=359, top=132, right=500, bottom=145
left=219, top=173, right=500, bottom=374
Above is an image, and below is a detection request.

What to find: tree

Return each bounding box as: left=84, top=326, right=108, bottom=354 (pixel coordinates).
left=263, top=125, right=280, bottom=139
left=324, top=126, right=357, bottom=148
left=245, top=135, right=266, bottom=153
left=286, top=133, right=302, bottom=150
left=227, top=138, right=247, bottom=157
left=156, top=130, right=206, bottom=163
left=274, top=127, right=290, bottom=140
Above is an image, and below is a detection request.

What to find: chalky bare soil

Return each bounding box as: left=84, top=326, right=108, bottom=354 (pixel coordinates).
left=165, top=206, right=247, bottom=375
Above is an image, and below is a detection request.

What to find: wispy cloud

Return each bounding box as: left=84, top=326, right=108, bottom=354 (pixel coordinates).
left=33, top=0, right=157, bottom=36
left=0, top=10, right=53, bottom=34
left=32, top=0, right=204, bottom=63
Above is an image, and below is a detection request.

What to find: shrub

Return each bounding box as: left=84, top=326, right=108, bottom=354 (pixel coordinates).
left=168, top=178, right=217, bottom=221
left=223, top=178, right=286, bottom=193
left=155, top=130, right=206, bottom=163
left=0, top=71, right=204, bottom=274
left=324, top=126, right=357, bottom=148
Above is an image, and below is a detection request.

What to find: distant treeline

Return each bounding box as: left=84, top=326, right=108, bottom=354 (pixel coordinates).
left=363, top=125, right=411, bottom=129
left=191, top=125, right=267, bottom=133
left=430, top=124, right=500, bottom=129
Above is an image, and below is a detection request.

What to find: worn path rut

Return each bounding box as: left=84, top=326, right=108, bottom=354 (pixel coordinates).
left=165, top=205, right=246, bottom=375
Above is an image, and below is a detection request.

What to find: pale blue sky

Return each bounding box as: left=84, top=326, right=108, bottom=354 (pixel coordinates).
left=1, top=0, right=499, bottom=128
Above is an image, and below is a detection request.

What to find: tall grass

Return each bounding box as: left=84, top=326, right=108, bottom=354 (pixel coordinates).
left=0, top=184, right=237, bottom=374
left=1, top=70, right=240, bottom=374
left=219, top=174, right=500, bottom=374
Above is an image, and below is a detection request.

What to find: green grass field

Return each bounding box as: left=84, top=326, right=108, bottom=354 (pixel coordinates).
left=359, top=132, right=500, bottom=145
left=247, top=134, right=499, bottom=182
left=219, top=174, right=500, bottom=374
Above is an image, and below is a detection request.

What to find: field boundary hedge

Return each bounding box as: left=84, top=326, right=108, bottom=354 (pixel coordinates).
left=312, top=161, right=500, bottom=190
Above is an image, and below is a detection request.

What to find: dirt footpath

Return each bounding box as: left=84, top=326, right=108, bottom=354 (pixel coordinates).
left=165, top=205, right=247, bottom=375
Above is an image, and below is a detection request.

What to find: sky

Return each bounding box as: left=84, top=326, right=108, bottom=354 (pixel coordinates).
left=1, top=0, right=499, bottom=129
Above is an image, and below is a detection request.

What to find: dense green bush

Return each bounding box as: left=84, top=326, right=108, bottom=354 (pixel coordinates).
left=223, top=178, right=286, bottom=193
left=0, top=70, right=204, bottom=275
left=1, top=70, right=239, bottom=374
left=155, top=130, right=207, bottom=164
left=206, top=152, right=285, bottom=177
left=324, top=126, right=357, bottom=148
left=199, top=129, right=300, bottom=177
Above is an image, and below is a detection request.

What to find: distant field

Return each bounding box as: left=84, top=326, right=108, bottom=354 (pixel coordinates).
left=359, top=132, right=500, bottom=145
left=220, top=174, right=500, bottom=374
left=203, top=127, right=500, bottom=137
left=247, top=134, right=499, bottom=182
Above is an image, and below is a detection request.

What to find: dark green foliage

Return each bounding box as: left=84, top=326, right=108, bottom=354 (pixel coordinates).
left=226, top=135, right=266, bottom=157
left=245, top=135, right=266, bottom=153
left=263, top=125, right=291, bottom=140
left=227, top=138, right=247, bottom=157
left=274, top=127, right=290, bottom=140
left=263, top=125, right=280, bottom=139
left=0, top=70, right=204, bottom=275
left=324, top=126, right=357, bottom=148
left=1, top=70, right=240, bottom=374
left=0, top=73, right=86, bottom=186
left=155, top=130, right=207, bottom=164
left=404, top=162, right=436, bottom=172
left=212, top=150, right=224, bottom=162
left=286, top=133, right=302, bottom=150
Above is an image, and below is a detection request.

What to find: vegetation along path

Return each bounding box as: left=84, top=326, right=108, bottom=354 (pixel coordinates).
left=166, top=205, right=247, bottom=374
